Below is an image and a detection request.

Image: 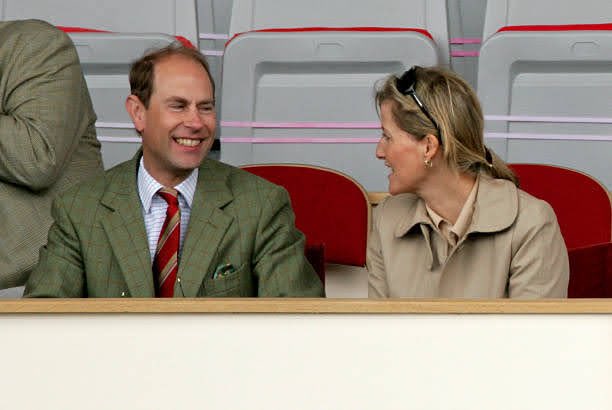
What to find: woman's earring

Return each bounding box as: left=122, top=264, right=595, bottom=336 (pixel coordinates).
left=424, top=158, right=433, bottom=168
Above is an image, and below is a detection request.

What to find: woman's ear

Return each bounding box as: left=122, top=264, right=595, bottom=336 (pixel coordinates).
left=125, top=95, right=146, bottom=133
left=422, top=133, right=441, bottom=159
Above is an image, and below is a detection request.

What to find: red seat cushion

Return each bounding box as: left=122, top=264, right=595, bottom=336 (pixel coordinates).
left=243, top=165, right=369, bottom=266
left=568, top=242, right=612, bottom=298
left=509, top=164, right=611, bottom=249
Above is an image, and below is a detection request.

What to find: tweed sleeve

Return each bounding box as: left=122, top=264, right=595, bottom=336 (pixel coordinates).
left=23, top=194, right=86, bottom=297
left=252, top=185, right=324, bottom=297
left=0, top=20, right=94, bottom=190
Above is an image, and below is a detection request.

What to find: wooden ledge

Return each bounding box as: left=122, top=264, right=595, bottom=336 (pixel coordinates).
left=1, top=298, right=612, bottom=314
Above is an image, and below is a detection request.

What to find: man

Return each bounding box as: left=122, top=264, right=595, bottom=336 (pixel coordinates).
left=0, top=20, right=103, bottom=289
left=25, top=44, right=324, bottom=297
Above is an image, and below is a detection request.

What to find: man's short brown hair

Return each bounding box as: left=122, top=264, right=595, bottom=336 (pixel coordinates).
left=129, top=43, right=215, bottom=108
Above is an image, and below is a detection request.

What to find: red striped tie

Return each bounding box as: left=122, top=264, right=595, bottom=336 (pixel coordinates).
left=153, top=188, right=180, bottom=297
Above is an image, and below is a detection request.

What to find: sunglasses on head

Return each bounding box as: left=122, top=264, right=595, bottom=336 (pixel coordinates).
left=395, top=66, right=443, bottom=146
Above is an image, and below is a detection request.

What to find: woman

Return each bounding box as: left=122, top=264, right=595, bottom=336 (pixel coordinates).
left=368, top=66, right=569, bottom=298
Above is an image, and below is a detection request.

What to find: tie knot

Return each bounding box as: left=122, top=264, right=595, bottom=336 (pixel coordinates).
left=158, top=187, right=179, bottom=206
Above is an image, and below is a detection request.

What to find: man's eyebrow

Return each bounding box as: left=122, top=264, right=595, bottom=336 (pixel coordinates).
left=164, top=96, right=188, bottom=104
left=163, top=97, right=215, bottom=105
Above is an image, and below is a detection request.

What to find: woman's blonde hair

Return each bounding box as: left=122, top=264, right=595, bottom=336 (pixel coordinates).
left=375, top=66, right=517, bottom=185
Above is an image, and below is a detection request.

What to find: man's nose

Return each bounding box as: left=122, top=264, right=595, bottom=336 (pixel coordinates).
left=184, top=107, right=204, bottom=129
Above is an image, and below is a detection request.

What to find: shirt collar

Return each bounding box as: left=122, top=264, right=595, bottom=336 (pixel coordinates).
left=424, top=175, right=478, bottom=235
left=137, top=157, right=198, bottom=212
left=425, top=204, right=446, bottom=231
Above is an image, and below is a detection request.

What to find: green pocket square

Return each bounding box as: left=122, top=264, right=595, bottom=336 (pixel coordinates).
left=213, top=263, right=236, bottom=279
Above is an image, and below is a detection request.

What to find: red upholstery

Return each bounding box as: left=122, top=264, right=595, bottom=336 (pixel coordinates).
left=509, top=164, right=611, bottom=249
left=498, top=23, right=612, bottom=33
left=57, top=26, right=196, bottom=48
left=509, top=164, right=612, bottom=298
left=567, top=242, right=612, bottom=298
left=242, top=164, right=369, bottom=266
left=57, top=26, right=107, bottom=33
left=227, top=27, right=434, bottom=46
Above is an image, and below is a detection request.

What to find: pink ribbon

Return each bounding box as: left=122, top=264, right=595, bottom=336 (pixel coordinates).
left=451, top=50, right=480, bottom=57
left=198, top=33, right=230, bottom=40
left=221, top=121, right=380, bottom=129
left=221, top=133, right=612, bottom=143
left=221, top=137, right=379, bottom=143
left=221, top=115, right=612, bottom=130
left=201, top=49, right=224, bottom=56
left=486, top=115, right=612, bottom=124
left=450, top=37, right=482, bottom=44
left=484, top=132, right=612, bottom=141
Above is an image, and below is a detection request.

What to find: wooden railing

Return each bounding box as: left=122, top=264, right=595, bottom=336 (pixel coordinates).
left=2, top=298, right=612, bottom=314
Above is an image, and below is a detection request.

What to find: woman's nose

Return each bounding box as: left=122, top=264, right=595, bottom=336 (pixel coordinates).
left=375, top=138, right=385, bottom=159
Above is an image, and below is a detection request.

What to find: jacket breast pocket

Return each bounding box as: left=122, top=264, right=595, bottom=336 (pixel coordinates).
left=202, top=264, right=253, bottom=297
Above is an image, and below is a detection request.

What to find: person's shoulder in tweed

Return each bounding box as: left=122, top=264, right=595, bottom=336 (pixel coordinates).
left=0, top=19, right=103, bottom=289
left=24, top=43, right=323, bottom=298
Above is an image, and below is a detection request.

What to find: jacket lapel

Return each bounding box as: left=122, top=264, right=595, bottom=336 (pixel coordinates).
left=178, top=160, right=234, bottom=297
left=392, top=195, right=435, bottom=269
left=100, top=154, right=155, bottom=297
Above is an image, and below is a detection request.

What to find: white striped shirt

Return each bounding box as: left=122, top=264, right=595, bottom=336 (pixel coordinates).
left=137, top=158, right=198, bottom=261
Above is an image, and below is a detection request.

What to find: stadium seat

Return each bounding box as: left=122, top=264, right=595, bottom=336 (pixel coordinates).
left=241, top=164, right=371, bottom=279
left=509, top=163, right=612, bottom=297
left=477, top=0, right=612, bottom=189
left=0, top=0, right=198, bottom=45
left=60, top=29, right=179, bottom=168
left=0, top=0, right=199, bottom=168
left=220, top=0, right=449, bottom=191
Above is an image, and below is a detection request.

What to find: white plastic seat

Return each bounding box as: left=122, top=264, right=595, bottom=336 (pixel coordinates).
left=446, top=0, right=487, bottom=88
left=68, top=32, right=177, bottom=168
left=0, top=286, right=24, bottom=299
left=228, top=0, right=449, bottom=65
left=196, top=0, right=233, bottom=131
left=481, top=0, right=612, bottom=42
left=0, top=0, right=198, bottom=45
left=477, top=0, right=612, bottom=188
left=0, top=0, right=199, bottom=168
left=220, top=0, right=448, bottom=191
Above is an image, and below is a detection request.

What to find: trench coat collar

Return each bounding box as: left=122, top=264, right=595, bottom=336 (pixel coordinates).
left=394, top=174, right=519, bottom=238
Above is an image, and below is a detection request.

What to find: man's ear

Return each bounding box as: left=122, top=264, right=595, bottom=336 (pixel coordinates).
left=125, top=95, right=146, bottom=133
